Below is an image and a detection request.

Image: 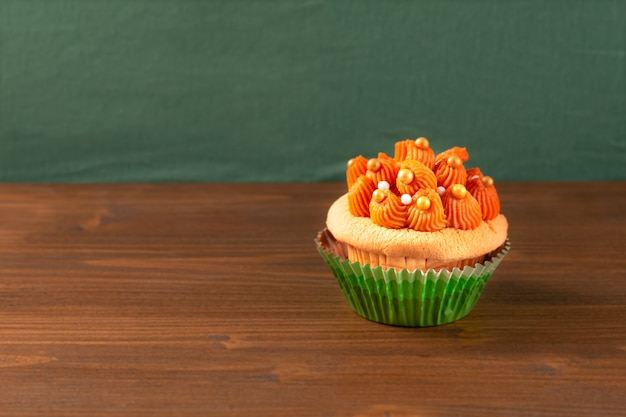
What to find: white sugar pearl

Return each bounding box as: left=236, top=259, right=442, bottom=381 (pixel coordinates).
left=401, top=194, right=412, bottom=205
left=436, top=186, right=446, bottom=196
left=377, top=181, right=390, bottom=190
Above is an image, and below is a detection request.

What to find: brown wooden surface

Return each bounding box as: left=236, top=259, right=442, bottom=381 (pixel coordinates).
left=0, top=182, right=625, bottom=417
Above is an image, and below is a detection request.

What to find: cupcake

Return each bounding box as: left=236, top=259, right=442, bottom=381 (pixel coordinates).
left=316, top=137, right=510, bottom=327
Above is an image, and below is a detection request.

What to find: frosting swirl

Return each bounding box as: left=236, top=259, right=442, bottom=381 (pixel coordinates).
left=466, top=167, right=483, bottom=184
left=435, top=155, right=467, bottom=189
left=396, top=159, right=437, bottom=195
left=467, top=175, right=500, bottom=220
left=369, top=189, right=407, bottom=229
left=366, top=156, right=399, bottom=186
left=441, top=184, right=482, bottom=230
left=394, top=138, right=435, bottom=169
left=346, top=155, right=368, bottom=188
left=406, top=188, right=447, bottom=232
left=435, top=147, right=469, bottom=167
left=348, top=175, right=376, bottom=217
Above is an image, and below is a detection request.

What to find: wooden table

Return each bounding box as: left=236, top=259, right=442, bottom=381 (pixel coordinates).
left=0, top=182, right=624, bottom=416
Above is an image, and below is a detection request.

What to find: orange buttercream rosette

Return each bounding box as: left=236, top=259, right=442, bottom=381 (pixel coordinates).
left=441, top=184, right=482, bottom=230
left=369, top=188, right=407, bottom=229
left=406, top=188, right=447, bottom=232
left=396, top=159, right=437, bottom=196
left=435, top=154, right=467, bottom=189
left=348, top=175, right=376, bottom=217
left=466, top=167, right=484, bottom=184
left=394, top=137, right=435, bottom=169
left=346, top=155, right=368, bottom=189
left=467, top=175, right=501, bottom=220
left=365, top=155, right=399, bottom=186
left=435, top=147, right=469, bottom=166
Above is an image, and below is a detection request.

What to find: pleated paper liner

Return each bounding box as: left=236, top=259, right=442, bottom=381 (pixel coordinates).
left=316, top=228, right=510, bottom=327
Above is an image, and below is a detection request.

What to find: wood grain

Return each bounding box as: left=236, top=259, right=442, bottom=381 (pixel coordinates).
left=0, top=183, right=624, bottom=417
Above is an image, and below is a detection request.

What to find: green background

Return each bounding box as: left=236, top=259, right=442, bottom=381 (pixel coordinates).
left=1, top=1, right=624, bottom=182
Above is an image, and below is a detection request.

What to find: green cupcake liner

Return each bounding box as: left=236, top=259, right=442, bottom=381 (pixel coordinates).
left=316, top=229, right=510, bottom=327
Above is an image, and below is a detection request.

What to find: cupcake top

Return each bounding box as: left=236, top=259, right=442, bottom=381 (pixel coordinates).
left=328, top=137, right=508, bottom=263
left=344, top=137, right=502, bottom=232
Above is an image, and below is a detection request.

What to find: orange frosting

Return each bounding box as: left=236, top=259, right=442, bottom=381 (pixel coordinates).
left=366, top=156, right=399, bottom=185
left=346, top=155, right=368, bottom=188
left=343, top=137, right=503, bottom=232
left=394, top=139, right=435, bottom=169
left=441, top=185, right=482, bottom=230
left=435, top=147, right=469, bottom=167
left=396, top=159, right=437, bottom=196
left=435, top=156, right=467, bottom=189
left=369, top=189, right=407, bottom=229
left=406, top=188, right=447, bottom=232
left=467, top=176, right=501, bottom=220
left=394, top=140, right=413, bottom=162
left=466, top=167, right=483, bottom=182
left=348, top=175, right=376, bottom=217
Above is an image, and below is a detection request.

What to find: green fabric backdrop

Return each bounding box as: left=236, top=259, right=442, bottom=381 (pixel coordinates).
left=1, top=1, right=624, bottom=182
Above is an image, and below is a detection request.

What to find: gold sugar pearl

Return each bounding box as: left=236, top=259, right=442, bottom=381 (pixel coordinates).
left=397, top=168, right=414, bottom=184
left=347, top=158, right=356, bottom=168
left=482, top=175, right=494, bottom=187
left=416, top=196, right=431, bottom=210
left=367, top=158, right=381, bottom=172
left=451, top=184, right=467, bottom=199
left=415, top=137, right=430, bottom=149
left=372, top=189, right=386, bottom=203
left=447, top=155, right=462, bottom=168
